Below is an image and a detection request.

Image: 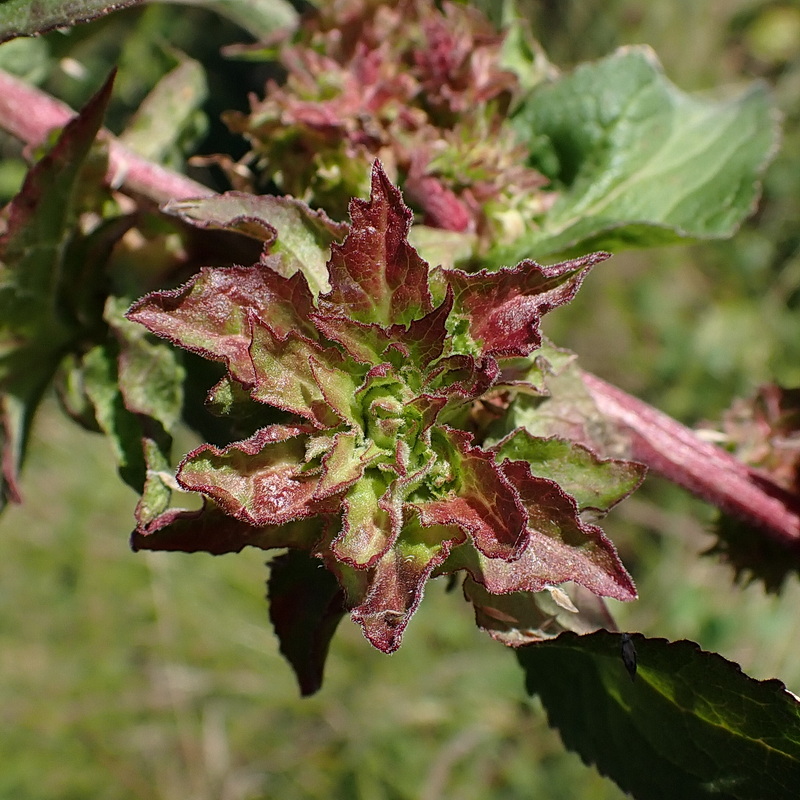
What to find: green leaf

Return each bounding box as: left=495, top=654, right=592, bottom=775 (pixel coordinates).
left=106, top=296, right=184, bottom=434
left=499, top=47, right=778, bottom=261
left=118, top=56, right=208, bottom=167
left=518, top=631, right=800, bottom=800
left=162, top=193, right=347, bottom=299
left=82, top=342, right=147, bottom=490
left=0, top=71, right=113, bottom=507
left=493, top=429, right=646, bottom=513
left=0, top=0, right=142, bottom=42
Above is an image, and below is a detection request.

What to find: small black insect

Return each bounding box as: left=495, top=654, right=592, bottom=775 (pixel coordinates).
left=620, top=633, right=637, bottom=681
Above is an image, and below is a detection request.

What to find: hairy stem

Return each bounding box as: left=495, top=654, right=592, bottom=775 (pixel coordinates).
left=0, top=69, right=214, bottom=204
left=582, top=371, right=800, bottom=547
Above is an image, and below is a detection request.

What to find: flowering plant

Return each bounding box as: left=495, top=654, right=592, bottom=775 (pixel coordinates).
left=128, top=162, right=642, bottom=691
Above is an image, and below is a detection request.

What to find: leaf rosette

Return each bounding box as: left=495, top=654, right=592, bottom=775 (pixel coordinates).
left=128, top=162, right=640, bottom=690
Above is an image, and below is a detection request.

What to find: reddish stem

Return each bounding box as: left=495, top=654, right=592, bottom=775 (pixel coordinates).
left=581, top=371, right=800, bottom=547
left=0, top=69, right=214, bottom=203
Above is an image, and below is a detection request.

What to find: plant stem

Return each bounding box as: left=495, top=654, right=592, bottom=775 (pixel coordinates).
left=581, top=371, right=800, bottom=547
left=0, top=69, right=214, bottom=204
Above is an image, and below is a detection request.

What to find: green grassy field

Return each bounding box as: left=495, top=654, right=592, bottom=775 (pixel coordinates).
left=3, top=390, right=800, bottom=799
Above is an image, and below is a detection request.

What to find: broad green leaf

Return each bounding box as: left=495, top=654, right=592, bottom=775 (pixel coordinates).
left=497, top=47, right=778, bottom=262
left=162, top=193, right=347, bottom=298
left=0, top=0, right=142, bottom=42
left=518, top=631, right=800, bottom=800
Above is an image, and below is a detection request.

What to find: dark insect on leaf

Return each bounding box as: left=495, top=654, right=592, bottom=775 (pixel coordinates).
left=620, top=632, right=637, bottom=680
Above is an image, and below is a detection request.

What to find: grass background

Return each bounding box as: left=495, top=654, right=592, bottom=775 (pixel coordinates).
left=3, top=1, right=800, bottom=798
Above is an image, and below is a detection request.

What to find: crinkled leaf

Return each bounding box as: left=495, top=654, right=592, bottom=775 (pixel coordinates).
left=412, top=426, right=528, bottom=560
left=320, top=161, right=432, bottom=327
left=0, top=0, right=141, bottom=42
left=267, top=549, right=346, bottom=697
left=177, top=425, right=337, bottom=526
left=518, top=630, right=800, bottom=800
left=132, top=499, right=329, bottom=555
left=248, top=317, right=360, bottom=427
left=0, top=72, right=113, bottom=506
left=333, top=470, right=397, bottom=567
left=126, top=266, right=317, bottom=385
left=435, top=459, right=636, bottom=604
left=163, top=193, right=347, bottom=298
left=432, top=253, right=606, bottom=358
left=493, top=429, right=646, bottom=513
left=350, top=513, right=465, bottom=653
left=500, top=46, right=778, bottom=261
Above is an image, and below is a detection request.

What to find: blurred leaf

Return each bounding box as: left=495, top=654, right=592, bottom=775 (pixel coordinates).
left=518, top=630, right=800, bottom=800
left=0, top=0, right=142, bottom=42
left=82, top=342, right=147, bottom=490
left=498, top=46, right=778, bottom=262
left=707, top=513, right=800, bottom=594
left=167, top=0, right=297, bottom=40
left=0, top=72, right=113, bottom=508
left=118, top=56, right=208, bottom=167
left=0, top=37, right=51, bottom=83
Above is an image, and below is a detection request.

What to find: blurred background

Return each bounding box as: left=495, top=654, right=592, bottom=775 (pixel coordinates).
left=1, top=1, right=800, bottom=797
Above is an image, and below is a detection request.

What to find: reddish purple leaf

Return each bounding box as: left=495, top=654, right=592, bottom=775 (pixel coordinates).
left=442, top=459, right=636, bottom=601
left=436, top=252, right=609, bottom=357
left=176, top=425, right=341, bottom=527
left=126, top=266, right=317, bottom=385
left=350, top=515, right=465, bottom=653
left=131, top=501, right=330, bottom=555
left=412, top=426, right=529, bottom=560
left=319, top=161, right=433, bottom=326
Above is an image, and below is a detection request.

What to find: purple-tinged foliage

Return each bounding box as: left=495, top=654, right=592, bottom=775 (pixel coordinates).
left=128, top=161, right=638, bottom=690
